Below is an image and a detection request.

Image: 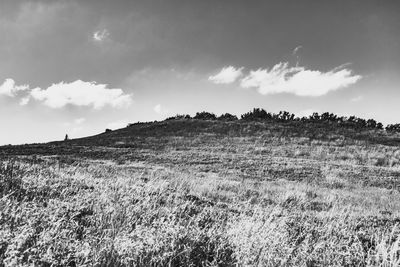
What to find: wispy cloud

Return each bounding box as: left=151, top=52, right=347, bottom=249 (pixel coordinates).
left=292, top=45, right=303, bottom=55
left=30, top=80, right=132, bottom=109
left=153, top=104, right=169, bottom=116
left=93, top=29, right=110, bottom=41
left=208, top=66, right=244, bottom=84
left=239, top=62, right=361, bottom=97
left=292, top=46, right=303, bottom=66
left=0, top=79, right=29, bottom=97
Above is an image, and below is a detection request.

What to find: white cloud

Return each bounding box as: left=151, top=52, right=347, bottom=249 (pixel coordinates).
left=153, top=104, right=169, bottom=115
left=106, top=120, right=129, bottom=130
left=240, top=62, right=362, bottom=97
left=19, top=96, right=30, bottom=106
left=154, top=104, right=162, bottom=114
left=208, top=66, right=244, bottom=84
left=30, top=80, right=132, bottom=109
left=93, top=29, right=110, bottom=41
left=0, top=79, right=29, bottom=97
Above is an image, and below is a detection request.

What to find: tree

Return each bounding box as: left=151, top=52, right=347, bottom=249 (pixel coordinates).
left=366, top=119, right=377, bottom=129
left=386, top=124, right=400, bottom=132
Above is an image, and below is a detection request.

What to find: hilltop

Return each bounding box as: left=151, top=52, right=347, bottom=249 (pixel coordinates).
left=1, top=109, right=400, bottom=159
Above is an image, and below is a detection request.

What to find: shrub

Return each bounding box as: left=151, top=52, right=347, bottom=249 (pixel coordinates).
left=386, top=124, right=400, bottom=133
left=166, top=114, right=192, bottom=120
left=194, top=112, right=217, bottom=120
left=240, top=108, right=272, bottom=121
left=274, top=111, right=295, bottom=122
left=218, top=113, right=238, bottom=121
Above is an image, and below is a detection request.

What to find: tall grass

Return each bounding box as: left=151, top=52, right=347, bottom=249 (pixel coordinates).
left=1, top=158, right=400, bottom=266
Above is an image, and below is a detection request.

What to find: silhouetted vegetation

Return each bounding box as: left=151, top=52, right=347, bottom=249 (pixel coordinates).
left=241, top=108, right=274, bottom=121
left=170, top=108, right=386, bottom=132
left=218, top=113, right=238, bottom=121
left=386, top=124, right=400, bottom=133
left=165, top=114, right=192, bottom=120
left=193, top=111, right=217, bottom=120
left=105, top=129, right=112, bottom=133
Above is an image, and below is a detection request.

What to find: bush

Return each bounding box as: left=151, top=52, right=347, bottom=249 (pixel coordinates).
left=194, top=112, right=217, bottom=120
left=386, top=124, right=400, bottom=133
left=274, top=111, right=295, bottom=122
left=241, top=108, right=272, bottom=121
left=218, top=113, right=238, bottom=121
left=166, top=114, right=192, bottom=120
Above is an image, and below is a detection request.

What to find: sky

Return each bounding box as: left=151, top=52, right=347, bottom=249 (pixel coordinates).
left=0, top=0, right=399, bottom=145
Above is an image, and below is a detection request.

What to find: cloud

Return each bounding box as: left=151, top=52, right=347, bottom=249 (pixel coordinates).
left=30, top=80, right=132, bottom=109
left=1, top=78, right=132, bottom=109
left=240, top=62, right=362, bottom=97
left=0, top=79, right=29, bottom=97
left=106, top=120, right=129, bottom=130
left=93, top=29, right=110, bottom=41
left=292, top=45, right=303, bottom=55
left=19, top=96, right=30, bottom=106
left=208, top=66, right=244, bottom=84
left=153, top=104, right=169, bottom=116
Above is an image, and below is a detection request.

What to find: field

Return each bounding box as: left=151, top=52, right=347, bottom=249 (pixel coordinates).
left=1, top=119, right=400, bottom=266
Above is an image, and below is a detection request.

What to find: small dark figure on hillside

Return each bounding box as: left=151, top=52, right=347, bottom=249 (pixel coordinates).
left=64, top=134, right=69, bottom=141
left=105, top=129, right=113, bottom=133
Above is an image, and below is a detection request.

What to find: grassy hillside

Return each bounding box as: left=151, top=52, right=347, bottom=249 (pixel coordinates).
left=1, top=119, right=400, bottom=266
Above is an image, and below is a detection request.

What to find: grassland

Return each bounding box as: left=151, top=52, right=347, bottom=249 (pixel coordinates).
left=1, top=119, right=400, bottom=266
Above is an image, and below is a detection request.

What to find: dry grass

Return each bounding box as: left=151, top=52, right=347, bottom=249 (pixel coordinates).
left=1, top=155, right=400, bottom=267
left=1, top=120, right=400, bottom=266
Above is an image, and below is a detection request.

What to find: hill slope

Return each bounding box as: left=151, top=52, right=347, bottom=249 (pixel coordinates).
left=1, top=119, right=400, bottom=265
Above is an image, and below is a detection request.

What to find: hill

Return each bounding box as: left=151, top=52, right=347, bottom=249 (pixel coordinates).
left=1, top=117, right=400, bottom=266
